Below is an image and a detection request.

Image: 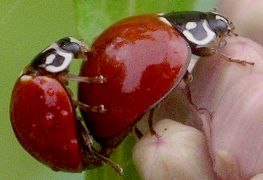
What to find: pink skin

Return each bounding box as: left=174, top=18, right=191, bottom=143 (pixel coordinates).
left=133, top=119, right=216, bottom=180
left=189, top=37, right=263, bottom=125
left=218, top=0, right=263, bottom=46
left=133, top=36, right=263, bottom=180
left=211, top=74, right=263, bottom=179
left=188, top=37, right=263, bottom=179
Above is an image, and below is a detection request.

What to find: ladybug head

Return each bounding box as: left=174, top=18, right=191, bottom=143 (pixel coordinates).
left=206, top=12, right=235, bottom=37
left=30, top=37, right=88, bottom=74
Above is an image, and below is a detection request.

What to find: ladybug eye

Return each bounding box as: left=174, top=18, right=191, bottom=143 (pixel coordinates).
left=57, top=37, right=84, bottom=58
left=215, top=15, right=228, bottom=25
left=208, top=14, right=232, bottom=35
left=215, top=15, right=229, bottom=29
left=61, top=42, right=81, bottom=57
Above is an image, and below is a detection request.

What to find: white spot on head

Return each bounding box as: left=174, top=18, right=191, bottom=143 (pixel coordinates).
left=158, top=17, right=172, bottom=27
left=185, top=22, right=197, bottom=30
left=20, top=75, right=32, bottom=82
left=183, top=20, right=216, bottom=46
left=157, top=13, right=165, bottom=16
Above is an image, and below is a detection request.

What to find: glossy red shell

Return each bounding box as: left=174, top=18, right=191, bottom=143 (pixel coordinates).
left=78, top=15, right=191, bottom=142
left=10, top=75, right=84, bottom=172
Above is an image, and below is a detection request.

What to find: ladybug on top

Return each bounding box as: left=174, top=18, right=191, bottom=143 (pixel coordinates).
left=10, top=11, right=235, bottom=175
left=78, top=11, right=235, bottom=152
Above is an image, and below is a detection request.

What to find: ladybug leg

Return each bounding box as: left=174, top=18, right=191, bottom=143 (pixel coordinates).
left=76, top=101, right=107, bottom=113
left=183, top=71, right=198, bottom=110
left=183, top=72, right=213, bottom=117
left=185, top=84, right=213, bottom=118
left=148, top=108, right=161, bottom=138
left=134, top=127, right=143, bottom=139
left=185, top=84, right=202, bottom=111
left=75, top=117, right=103, bottom=168
left=77, top=117, right=123, bottom=175
left=77, top=117, right=94, bottom=152
left=92, top=151, right=124, bottom=176
left=193, top=46, right=254, bottom=66
left=62, top=73, right=106, bottom=84
left=67, top=90, right=106, bottom=113
left=218, top=54, right=255, bottom=66
left=192, top=46, right=217, bottom=57
left=76, top=117, right=94, bottom=151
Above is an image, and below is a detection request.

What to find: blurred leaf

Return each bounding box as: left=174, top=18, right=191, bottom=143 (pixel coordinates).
left=0, top=0, right=82, bottom=180
left=194, top=0, right=218, bottom=11
left=74, top=0, right=196, bottom=43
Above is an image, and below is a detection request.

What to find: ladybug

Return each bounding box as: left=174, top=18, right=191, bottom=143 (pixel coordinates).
left=78, top=11, right=234, bottom=154
left=10, top=37, right=123, bottom=174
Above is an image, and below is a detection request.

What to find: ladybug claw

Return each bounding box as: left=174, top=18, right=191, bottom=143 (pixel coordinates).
left=192, top=46, right=217, bottom=57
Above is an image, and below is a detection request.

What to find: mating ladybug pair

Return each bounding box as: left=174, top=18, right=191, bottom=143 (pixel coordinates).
left=10, top=11, right=234, bottom=174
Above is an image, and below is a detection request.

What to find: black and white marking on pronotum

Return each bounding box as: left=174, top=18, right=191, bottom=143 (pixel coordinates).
left=30, top=37, right=86, bottom=74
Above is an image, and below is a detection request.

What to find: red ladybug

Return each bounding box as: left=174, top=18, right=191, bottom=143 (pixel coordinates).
left=10, top=37, right=122, bottom=173
left=78, top=12, right=234, bottom=152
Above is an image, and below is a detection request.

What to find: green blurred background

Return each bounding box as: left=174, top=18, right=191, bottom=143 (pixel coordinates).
left=0, top=1, right=217, bottom=179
